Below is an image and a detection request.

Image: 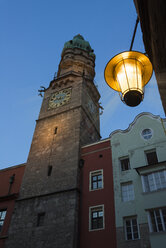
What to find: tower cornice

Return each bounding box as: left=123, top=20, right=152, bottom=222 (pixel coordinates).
left=48, top=71, right=100, bottom=102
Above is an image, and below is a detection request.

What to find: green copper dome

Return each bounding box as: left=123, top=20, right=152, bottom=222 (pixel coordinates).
left=62, top=34, right=95, bottom=58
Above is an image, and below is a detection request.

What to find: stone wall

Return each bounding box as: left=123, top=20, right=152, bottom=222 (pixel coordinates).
left=6, top=190, right=79, bottom=248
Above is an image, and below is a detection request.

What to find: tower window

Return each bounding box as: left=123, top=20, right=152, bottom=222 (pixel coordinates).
left=0, top=210, right=7, bottom=232
left=37, top=212, right=45, bottom=227
left=54, top=127, right=58, bottom=134
left=47, top=165, right=52, bottom=176
left=89, top=205, right=104, bottom=231
left=145, top=149, right=158, bottom=165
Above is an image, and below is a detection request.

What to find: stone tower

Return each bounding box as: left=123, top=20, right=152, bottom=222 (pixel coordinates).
left=6, top=35, right=100, bottom=248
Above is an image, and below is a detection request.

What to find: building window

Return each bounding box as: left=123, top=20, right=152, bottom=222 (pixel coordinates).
left=121, top=182, right=134, bottom=202
left=90, top=170, right=103, bottom=191
left=0, top=210, right=7, bottom=232
left=37, top=212, right=45, bottom=227
left=141, top=170, right=166, bottom=192
left=89, top=205, right=104, bottom=231
left=124, top=217, right=140, bottom=240
left=54, top=127, right=58, bottom=134
left=120, top=157, right=130, bottom=171
left=145, top=150, right=158, bottom=165
left=47, top=165, right=52, bottom=176
left=141, top=128, right=153, bottom=140
left=148, top=208, right=166, bottom=232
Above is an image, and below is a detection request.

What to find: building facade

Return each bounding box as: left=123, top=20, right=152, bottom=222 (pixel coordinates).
left=134, top=0, right=166, bottom=115
left=80, top=139, right=116, bottom=248
left=0, top=164, right=25, bottom=248
left=110, top=112, right=166, bottom=248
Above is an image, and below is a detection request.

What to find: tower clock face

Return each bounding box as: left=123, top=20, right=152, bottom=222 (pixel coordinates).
left=86, top=94, right=98, bottom=120
left=88, top=99, right=97, bottom=114
left=48, top=88, right=72, bottom=109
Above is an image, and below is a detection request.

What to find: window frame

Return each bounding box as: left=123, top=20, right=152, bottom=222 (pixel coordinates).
left=37, top=212, right=45, bottom=227
left=141, top=170, right=166, bottom=193
left=120, top=157, right=131, bottom=171
left=0, top=209, right=7, bottom=233
left=121, top=182, right=135, bottom=202
left=89, top=169, right=104, bottom=191
left=124, top=216, right=140, bottom=241
left=89, top=205, right=105, bottom=231
left=147, top=208, right=166, bottom=232
left=141, top=128, right=153, bottom=140
left=145, top=149, right=158, bottom=166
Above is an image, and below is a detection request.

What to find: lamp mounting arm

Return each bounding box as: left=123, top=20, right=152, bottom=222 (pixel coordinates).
left=130, top=16, right=139, bottom=51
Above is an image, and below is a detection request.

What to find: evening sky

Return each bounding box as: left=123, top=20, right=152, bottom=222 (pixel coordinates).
left=0, top=0, right=165, bottom=169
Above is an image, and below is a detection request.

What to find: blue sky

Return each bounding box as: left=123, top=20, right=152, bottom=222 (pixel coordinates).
left=0, top=0, right=165, bottom=169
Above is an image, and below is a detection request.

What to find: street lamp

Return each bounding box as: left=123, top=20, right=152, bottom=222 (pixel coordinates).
left=104, top=51, right=153, bottom=106
left=104, top=17, right=153, bottom=107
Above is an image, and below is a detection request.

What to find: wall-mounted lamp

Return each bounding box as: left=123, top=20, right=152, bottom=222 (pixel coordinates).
left=104, top=51, right=153, bottom=106
left=104, top=17, right=153, bottom=107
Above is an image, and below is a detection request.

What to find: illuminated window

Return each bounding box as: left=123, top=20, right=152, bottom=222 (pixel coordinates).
left=0, top=210, right=7, bottom=232
left=89, top=205, right=104, bottom=231
left=90, top=170, right=103, bottom=191
left=120, top=157, right=130, bottom=171
left=141, top=170, right=166, bottom=192
left=121, top=182, right=134, bottom=202
left=124, top=217, right=140, bottom=240
left=148, top=208, right=166, bottom=232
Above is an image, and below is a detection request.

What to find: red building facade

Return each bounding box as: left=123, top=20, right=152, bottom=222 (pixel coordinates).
left=80, top=139, right=117, bottom=248
left=0, top=164, right=25, bottom=248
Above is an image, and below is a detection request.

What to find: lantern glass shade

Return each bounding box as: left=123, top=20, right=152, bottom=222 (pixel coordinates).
left=104, top=51, right=153, bottom=106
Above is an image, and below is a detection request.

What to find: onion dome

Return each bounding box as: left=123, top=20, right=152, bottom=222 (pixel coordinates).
left=62, top=34, right=95, bottom=58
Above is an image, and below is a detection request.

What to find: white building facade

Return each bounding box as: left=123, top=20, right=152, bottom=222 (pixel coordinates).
left=110, top=113, right=166, bottom=248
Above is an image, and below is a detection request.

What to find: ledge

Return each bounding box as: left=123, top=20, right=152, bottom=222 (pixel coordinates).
left=49, top=71, right=86, bottom=87
left=142, top=187, right=166, bottom=195
left=17, top=187, right=80, bottom=202
left=0, top=193, right=19, bottom=202
left=149, top=230, right=166, bottom=236
left=0, top=235, right=8, bottom=240
left=135, top=161, right=166, bottom=175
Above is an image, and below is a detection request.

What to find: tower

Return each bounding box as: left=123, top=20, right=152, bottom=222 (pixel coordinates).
left=6, top=35, right=100, bottom=248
